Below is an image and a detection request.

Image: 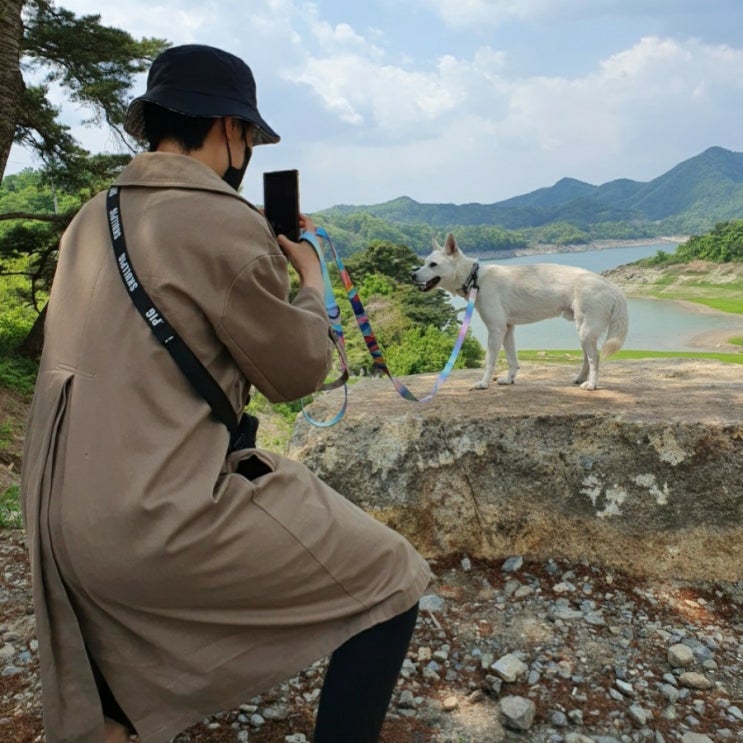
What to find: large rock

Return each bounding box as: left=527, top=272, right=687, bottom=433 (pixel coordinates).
left=288, top=359, right=743, bottom=581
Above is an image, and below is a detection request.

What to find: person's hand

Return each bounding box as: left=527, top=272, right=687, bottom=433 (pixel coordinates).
left=298, top=213, right=318, bottom=234
left=277, top=214, right=324, bottom=294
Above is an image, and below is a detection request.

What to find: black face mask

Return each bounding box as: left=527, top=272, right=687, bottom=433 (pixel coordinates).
left=222, top=142, right=252, bottom=191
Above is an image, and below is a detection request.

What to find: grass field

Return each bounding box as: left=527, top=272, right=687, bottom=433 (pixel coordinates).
left=621, top=263, right=743, bottom=315
left=517, top=349, right=743, bottom=365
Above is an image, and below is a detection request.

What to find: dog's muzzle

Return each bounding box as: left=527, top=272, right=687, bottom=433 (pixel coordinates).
left=411, top=269, right=440, bottom=292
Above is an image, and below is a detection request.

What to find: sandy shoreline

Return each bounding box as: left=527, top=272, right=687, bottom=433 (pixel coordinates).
left=686, top=326, right=743, bottom=350
left=664, top=299, right=743, bottom=349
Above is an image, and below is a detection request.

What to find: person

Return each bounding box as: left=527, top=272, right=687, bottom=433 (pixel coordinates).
left=21, top=44, right=431, bottom=743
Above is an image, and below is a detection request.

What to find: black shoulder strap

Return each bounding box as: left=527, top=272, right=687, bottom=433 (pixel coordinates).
left=106, top=186, right=238, bottom=434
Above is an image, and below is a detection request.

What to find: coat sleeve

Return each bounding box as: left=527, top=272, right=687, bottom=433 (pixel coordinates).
left=217, top=251, right=334, bottom=402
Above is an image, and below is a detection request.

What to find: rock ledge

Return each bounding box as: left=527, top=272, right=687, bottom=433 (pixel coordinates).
left=290, top=359, right=743, bottom=581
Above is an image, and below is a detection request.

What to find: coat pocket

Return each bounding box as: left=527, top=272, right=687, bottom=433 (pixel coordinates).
left=225, top=447, right=275, bottom=482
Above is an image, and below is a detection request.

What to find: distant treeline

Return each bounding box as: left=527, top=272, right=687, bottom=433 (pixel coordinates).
left=313, top=211, right=529, bottom=256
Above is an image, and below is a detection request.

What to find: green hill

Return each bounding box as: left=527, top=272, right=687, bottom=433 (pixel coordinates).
left=316, top=147, right=743, bottom=255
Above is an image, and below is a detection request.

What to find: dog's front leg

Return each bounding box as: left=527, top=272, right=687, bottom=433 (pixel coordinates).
left=474, top=327, right=505, bottom=389
left=498, top=325, right=519, bottom=384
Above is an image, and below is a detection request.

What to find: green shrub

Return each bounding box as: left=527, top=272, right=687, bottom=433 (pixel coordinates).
left=0, top=356, right=38, bottom=394
left=0, top=486, right=22, bottom=530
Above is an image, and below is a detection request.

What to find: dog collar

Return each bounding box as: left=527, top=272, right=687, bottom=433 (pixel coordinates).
left=461, top=262, right=480, bottom=296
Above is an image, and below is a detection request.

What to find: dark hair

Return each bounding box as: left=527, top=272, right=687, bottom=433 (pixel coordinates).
left=143, top=103, right=252, bottom=152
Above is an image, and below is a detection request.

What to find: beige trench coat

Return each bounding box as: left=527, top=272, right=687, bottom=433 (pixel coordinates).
left=21, top=153, right=431, bottom=743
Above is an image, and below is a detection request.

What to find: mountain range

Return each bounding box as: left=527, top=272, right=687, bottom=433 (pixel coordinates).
left=317, top=147, right=743, bottom=247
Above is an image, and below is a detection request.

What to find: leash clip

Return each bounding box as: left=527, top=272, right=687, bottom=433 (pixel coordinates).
left=462, top=262, right=480, bottom=295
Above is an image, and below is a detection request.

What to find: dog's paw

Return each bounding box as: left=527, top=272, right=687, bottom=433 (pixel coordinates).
left=496, top=377, right=515, bottom=385
left=573, top=376, right=586, bottom=385
left=473, top=381, right=490, bottom=390
left=580, top=381, right=597, bottom=390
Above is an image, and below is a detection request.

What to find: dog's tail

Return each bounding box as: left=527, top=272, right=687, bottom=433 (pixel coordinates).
left=601, top=292, right=629, bottom=357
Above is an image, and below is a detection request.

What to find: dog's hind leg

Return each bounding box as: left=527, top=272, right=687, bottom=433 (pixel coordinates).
left=497, top=324, right=519, bottom=385
left=573, top=353, right=589, bottom=385
left=577, top=336, right=600, bottom=390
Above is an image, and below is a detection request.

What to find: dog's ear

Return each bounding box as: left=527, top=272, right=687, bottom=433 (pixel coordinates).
left=444, top=233, right=458, bottom=256
left=431, top=235, right=441, bottom=251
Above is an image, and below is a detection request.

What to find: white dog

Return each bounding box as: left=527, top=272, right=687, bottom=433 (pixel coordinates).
left=411, top=233, right=629, bottom=390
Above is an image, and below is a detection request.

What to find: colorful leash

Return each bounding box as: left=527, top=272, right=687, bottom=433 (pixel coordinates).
left=297, top=231, right=349, bottom=427
left=298, top=228, right=479, bottom=427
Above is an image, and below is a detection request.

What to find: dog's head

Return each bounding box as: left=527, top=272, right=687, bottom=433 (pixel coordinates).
left=411, top=233, right=467, bottom=294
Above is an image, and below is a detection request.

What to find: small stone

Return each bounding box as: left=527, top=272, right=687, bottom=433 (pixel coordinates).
left=416, top=646, right=432, bottom=662
left=679, top=672, right=713, bottom=690
left=659, top=683, right=680, bottom=703
left=263, top=704, right=290, bottom=721
left=500, top=695, right=536, bottom=731
left=419, top=594, right=446, bottom=613
left=468, top=689, right=485, bottom=704
left=398, top=690, right=417, bottom=709
left=668, top=643, right=694, bottom=667
left=681, top=734, right=714, bottom=743
left=549, top=604, right=584, bottom=621
left=551, top=710, right=568, bottom=727
left=628, top=704, right=649, bottom=726
left=480, top=652, right=494, bottom=669
left=501, top=555, right=524, bottom=572
left=609, top=687, right=624, bottom=702
left=442, top=696, right=459, bottom=711
left=0, top=645, right=15, bottom=662
left=553, top=581, right=575, bottom=593
left=491, top=653, right=529, bottom=683
left=567, top=709, right=583, bottom=725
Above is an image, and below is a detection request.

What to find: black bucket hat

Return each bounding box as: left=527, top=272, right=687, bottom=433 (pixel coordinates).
left=124, top=44, right=280, bottom=146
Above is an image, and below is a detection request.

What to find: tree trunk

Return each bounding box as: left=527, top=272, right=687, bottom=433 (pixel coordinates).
left=17, top=303, right=46, bottom=359
left=0, top=0, right=24, bottom=184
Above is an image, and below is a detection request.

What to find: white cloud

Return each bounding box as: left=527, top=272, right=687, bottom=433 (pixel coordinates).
left=54, top=0, right=212, bottom=42
left=286, top=38, right=506, bottom=136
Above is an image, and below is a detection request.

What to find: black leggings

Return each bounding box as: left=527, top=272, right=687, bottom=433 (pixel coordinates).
left=313, top=602, right=419, bottom=743
left=95, top=601, right=419, bottom=741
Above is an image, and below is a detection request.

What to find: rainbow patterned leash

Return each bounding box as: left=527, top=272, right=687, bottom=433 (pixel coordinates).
left=298, top=228, right=479, bottom=426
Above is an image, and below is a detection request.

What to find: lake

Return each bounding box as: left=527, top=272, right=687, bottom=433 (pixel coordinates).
left=451, top=243, right=743, bottom=351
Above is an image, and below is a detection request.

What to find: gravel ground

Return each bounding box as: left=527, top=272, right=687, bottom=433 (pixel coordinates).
left=0, top=530, right=740, bottom=743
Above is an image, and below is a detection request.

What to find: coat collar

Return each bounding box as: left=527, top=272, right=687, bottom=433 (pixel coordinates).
left=115, top=152, right=249, bottom=201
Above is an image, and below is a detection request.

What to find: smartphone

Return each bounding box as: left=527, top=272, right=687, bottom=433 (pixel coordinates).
left=263, top=169, right=300, bottom=242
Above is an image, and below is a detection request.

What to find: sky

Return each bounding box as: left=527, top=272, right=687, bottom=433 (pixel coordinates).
left=7, top=0, right=743, bottom=212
